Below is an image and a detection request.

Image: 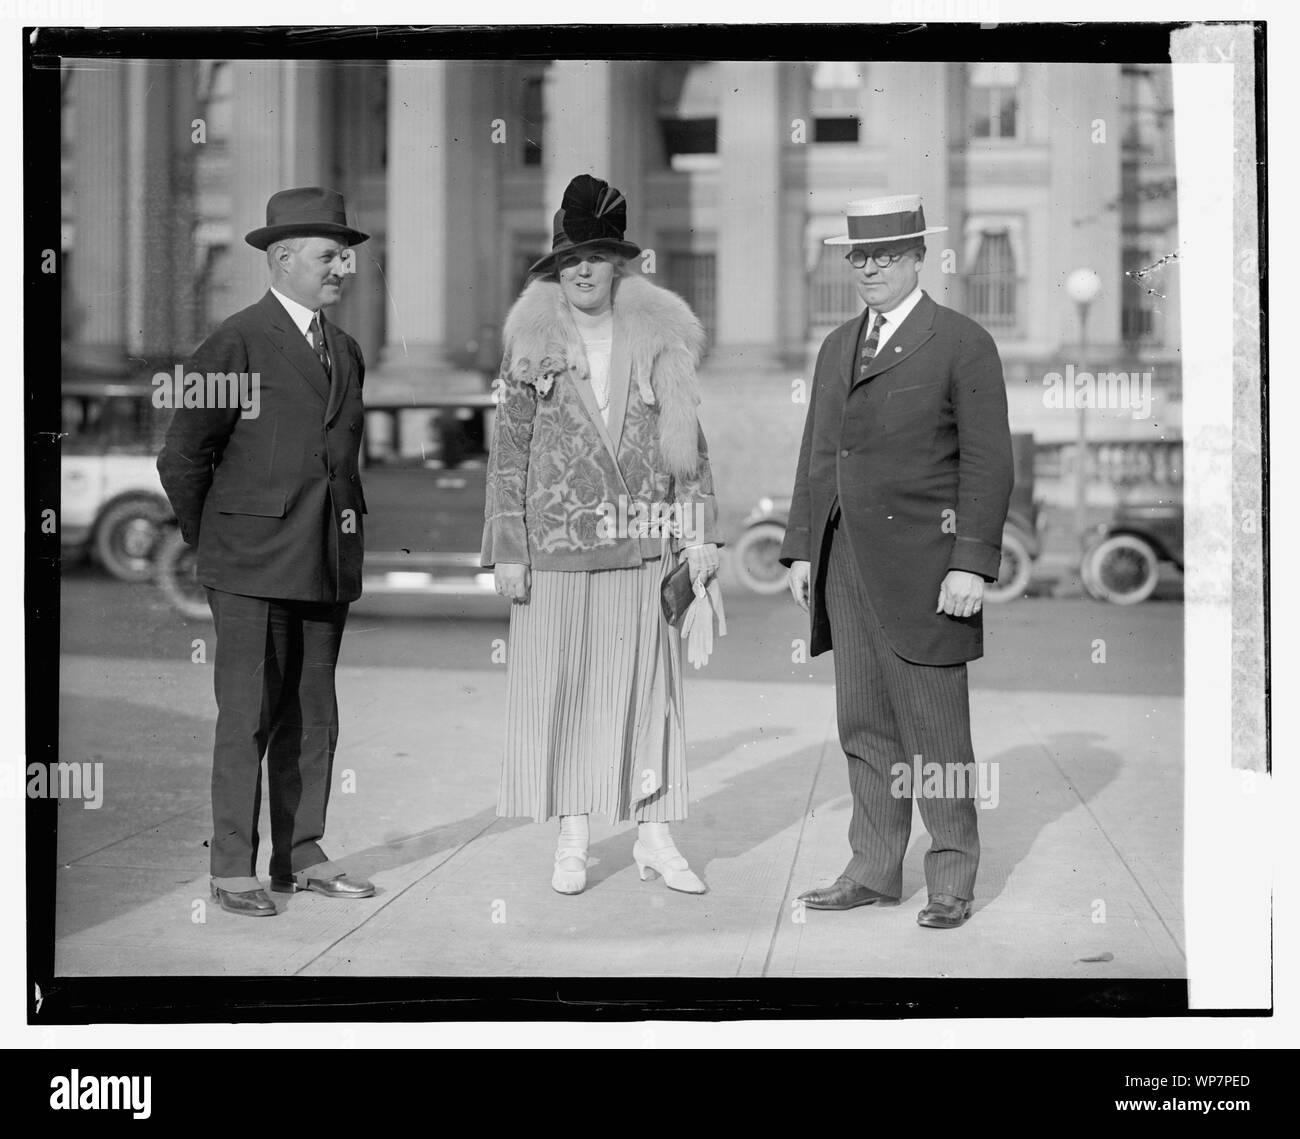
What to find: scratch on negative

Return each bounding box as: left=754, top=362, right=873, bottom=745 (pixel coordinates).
left=1125, top=250, right=1180, bottom=299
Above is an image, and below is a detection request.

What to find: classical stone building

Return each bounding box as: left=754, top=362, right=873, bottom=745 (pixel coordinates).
left=61, top=58, right=1181, bottom=535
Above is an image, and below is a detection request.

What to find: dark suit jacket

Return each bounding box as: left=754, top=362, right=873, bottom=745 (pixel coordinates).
left=780, top=291, right=1013, bottom=665
left=157, top=291, right=367, bottom=603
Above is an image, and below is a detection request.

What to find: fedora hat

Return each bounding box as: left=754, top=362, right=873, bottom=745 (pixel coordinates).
left=529, top=174, right=641, bottom=276
left=824, top=194, right=948, bottom=246
left=245, top=186, right=370, bottom=250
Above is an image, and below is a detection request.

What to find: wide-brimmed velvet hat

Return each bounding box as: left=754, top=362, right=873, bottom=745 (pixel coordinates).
left=245, top=186, right=370, bottom=250
left=528, top=174, right=641, bottom=275
left=823, top=194, right=948, bottom=246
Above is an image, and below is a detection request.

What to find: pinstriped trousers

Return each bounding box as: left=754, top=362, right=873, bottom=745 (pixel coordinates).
left=823, top=523, right=980, bottom=900
left=496, top=558, right=690, bottom=825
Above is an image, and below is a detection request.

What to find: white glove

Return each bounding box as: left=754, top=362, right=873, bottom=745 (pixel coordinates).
left=680, top=577, right=727, bottom=668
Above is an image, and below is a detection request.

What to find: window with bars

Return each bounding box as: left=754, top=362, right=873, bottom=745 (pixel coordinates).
left=662, top=252, right=716, bottom=344
left=1122, top=245, right=1160, bottom=345
left=808, top=245, right=862, bottom=328
left=966, top=230, right=1018, bottom=332
left=968, top=62, right=1020, bottom=140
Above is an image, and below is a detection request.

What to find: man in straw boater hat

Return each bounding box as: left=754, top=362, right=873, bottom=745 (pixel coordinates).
left=157, top=187, right=376, bottom=917
left=781, top=194, right=1013, bottom=929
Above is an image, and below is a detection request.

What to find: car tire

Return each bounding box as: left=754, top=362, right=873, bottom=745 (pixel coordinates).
left=731, top=521, right=791, bottom=595
left=984, top=529, right=1034, bottom=603
left=1084, top=534, right=1160, bottom=605
left=94, top=496, right=171, bottom=583
left=154, top=529, right=212, bottom=621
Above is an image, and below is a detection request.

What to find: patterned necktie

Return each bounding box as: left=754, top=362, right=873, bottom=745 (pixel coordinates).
left=310, top=313, right=331, bottom=378
left=858, top=312, right=886, bottom=380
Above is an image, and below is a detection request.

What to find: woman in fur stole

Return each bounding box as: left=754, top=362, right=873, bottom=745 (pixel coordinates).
left=481, top=175, right=721, bottom=895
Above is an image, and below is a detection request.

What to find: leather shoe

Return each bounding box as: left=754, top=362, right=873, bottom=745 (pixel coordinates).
left=798, top=875, right=898, bottom=911
left=917, top=893, right=972, bottom=929
left=209, top=880, right=278, bottom=918
left=271, top=870, right=375, bottom=898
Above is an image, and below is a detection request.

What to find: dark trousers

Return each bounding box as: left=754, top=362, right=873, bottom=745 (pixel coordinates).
left=206, top=588, right=349, bottom=879
left=823, top=524, right=980, bottom=900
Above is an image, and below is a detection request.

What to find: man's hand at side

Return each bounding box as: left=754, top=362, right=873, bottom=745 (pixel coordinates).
left=936, top=569, right=984, bottom=619
left=788, top=559, right=811, bottom=613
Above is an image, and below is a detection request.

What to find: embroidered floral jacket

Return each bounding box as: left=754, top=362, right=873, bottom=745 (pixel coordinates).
left=481, top=273, right=719, bottom=571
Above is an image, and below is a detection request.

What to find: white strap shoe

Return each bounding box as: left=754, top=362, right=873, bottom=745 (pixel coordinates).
left=552, top=844, right=588, bottom=895
left=632, top=840, right=706, bottom=894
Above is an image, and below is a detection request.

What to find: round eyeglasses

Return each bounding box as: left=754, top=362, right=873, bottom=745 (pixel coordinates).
left=844, top=248, right=914, bottom=270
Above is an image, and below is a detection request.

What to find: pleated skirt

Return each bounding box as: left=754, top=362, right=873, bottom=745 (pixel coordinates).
left=496, top=556, right=690, bottom=824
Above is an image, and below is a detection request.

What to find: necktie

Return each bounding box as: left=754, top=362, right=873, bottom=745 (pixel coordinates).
left=858, top=312, right=886, bottom=380
left=310, top=313, right=331, bottom=378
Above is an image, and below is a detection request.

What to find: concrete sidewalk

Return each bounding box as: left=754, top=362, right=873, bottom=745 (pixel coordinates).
left=54, top=654, right=1184, bottom=979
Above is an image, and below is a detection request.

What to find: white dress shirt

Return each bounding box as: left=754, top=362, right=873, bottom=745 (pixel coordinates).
left=270, top=286, right=321, bottom=342
left=869, top=284, right=924, bottom=352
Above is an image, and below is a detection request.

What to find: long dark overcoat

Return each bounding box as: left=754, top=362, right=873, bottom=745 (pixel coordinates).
left=780, top=291, right=1013, bottom=666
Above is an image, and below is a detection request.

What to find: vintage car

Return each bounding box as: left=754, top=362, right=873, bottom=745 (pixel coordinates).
left=61, top=380, right=174, bottom=582
left=1081, top=495, right=1184, bottom=605
left=729, top=433, right=1043, bottom=603
left=156, top=393, right=508, bottom=619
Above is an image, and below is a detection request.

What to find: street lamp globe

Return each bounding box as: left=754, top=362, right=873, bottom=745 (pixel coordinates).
left=1066, top=268, right=1102, bottom=306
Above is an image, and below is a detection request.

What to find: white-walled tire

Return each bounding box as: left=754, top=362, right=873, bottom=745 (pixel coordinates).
left=154, top=529, right=212, bottom=620
left=984, top=529, right=1034, bottom=603
left=731, top=521, right=791, bottom=595
left=1084, top=533, right=1160, bottom=605
left=94, top=496, right=170, bottom=582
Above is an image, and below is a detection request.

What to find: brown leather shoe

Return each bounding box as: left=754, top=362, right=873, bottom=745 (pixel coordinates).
left=798, top=876, right=899, bottom=910
left=917, top=893, right=972, bottom=929
left=271, top=870, right=375, bottom=898
left=209, top=880, right=278, bottom=917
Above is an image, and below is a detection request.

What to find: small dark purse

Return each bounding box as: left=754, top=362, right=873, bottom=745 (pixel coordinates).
left=660, top=559, right=697, bottom=627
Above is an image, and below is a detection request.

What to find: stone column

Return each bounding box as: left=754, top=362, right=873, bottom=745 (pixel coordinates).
left=877, top=61, right=955, bottom=306
left=285, top=59, right=332, bottom=187
left=1048, top=63, right=1123, bottom=350
left=369, top=59, right=482, bottom=399
left=67, top=59, right=127, bottom=372
left=714, top=61, right=782, bottom=369
left=124, top=58, right=197, bottom=361
left=226, top=60, right=292, bottom=310
left=219, top=61, right=340, bottom=323
left=542, top=60, right=646, bottom=245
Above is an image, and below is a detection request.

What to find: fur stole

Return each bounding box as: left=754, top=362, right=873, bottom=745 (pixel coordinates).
left=500, top=273, right=706, bottom=480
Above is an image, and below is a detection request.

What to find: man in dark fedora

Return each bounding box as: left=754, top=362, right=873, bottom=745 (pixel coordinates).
left=782, top=194, right=1013, bottom=930
left=157, top=187, right=375, bottom=917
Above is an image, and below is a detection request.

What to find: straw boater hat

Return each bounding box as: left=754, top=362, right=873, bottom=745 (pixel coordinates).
left=529, top=174, right=642, bottom=276
left=245, top=186, right=370, bottom=250
left=823, top=193, right=948, bottom=246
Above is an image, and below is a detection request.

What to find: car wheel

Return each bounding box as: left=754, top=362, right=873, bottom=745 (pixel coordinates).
left=1084, top=534, right=1160, bottom=605
left=984, top=529, right=1034, bottom=603
left=94, top=496, right=171, bottom=583
left=154, top=529, right=212, bottom=621
left=731, top=521, right=790, bottom=595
